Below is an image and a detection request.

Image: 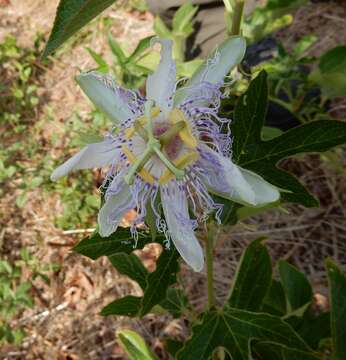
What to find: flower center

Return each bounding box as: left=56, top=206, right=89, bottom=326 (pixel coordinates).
left=153, top=123, right=183, bottom=160
left=123, top=101, right=199, bottom=185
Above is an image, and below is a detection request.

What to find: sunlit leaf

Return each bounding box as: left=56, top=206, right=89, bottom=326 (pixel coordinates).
left=108, top=34, right=127, bottom=64
left=117, top=329, right=159, bottom=360
left=128, top=36, right=155, bottom=63
left=172, top=2, right=198, bottom=36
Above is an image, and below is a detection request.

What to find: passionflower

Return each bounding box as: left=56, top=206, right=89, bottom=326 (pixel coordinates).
left=51, top=37, right=280, bottom=272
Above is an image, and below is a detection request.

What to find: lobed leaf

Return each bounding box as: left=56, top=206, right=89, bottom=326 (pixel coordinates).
left=177, top=308, right=314, bottom=360
left=221, top=70, right=346, bottom=223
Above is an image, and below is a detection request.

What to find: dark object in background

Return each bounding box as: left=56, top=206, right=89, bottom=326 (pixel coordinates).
left=244, top=37, right=302, bottom=131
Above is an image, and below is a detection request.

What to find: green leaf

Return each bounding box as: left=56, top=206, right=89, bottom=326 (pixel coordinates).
left=292, top=35, right=317, bottom=58
left=326, top=258, right=346, bottom=360
left=232, top=72, right=269, bottom=164
left=108, top=35, right=127, bottom=65
left=117, top=329, right=159, bottom=360
left=153, top=17, right=171, bottom=38
left=101, top=247, right=180, bottom=317
left=101, top=295, right=141, bottom=317
left=73, top=228, right=164, bottom=259
left=279, top=261, right=312, bottom=312
left=319, top=46, right=346, bottom=75
left=108, top=253, right=148, bottom=290
left=43, top=0, right=117, bottom=57
left=139, top=248, right=180, bottom=316
left=165, top=339, right=184, bottom=357
left=222, top=70, right=346, bottom=222
left=310, top=46, right=346, bottom=98
left=295, top=311, right=331, bottom=350
left=160, top=288, right=190, bottom=318
left=86, top=47, right=109, bottom=72
left=261, top=126, right=284, bottom=141
left=172, top=2, right=198, bottom=35
left=228, top=238, right=272, bottom=311
left=176, top=59, right=204, bottom=78
left=177, top=308, right=314, bottom=360
left=254, top=341, right=320, bottom=360
left=145, top=199, right=158, bottom=242
left=128, top=36, right=155, bottom=63
left=236, top=201, right=280, bottom=221
left=262, top=280, right=287, bottom=316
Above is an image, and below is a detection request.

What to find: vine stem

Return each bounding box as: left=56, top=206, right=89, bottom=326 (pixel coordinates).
left=231, top=0, right=245, bottom=36
left=205, top=222, right=215, bottom=309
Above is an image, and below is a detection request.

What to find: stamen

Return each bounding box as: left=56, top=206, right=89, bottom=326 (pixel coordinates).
left=134, top=121, right=148, bottom=141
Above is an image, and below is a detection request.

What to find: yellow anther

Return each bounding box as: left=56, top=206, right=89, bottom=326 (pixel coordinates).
left=122, top=145, right=155, bottom=185
left=169, top=108, right=198, bottom=149
left=159, top=151, right=199, bottom=185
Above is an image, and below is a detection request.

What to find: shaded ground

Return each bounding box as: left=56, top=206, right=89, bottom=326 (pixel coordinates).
left=0, top=1, right=346, bottom=359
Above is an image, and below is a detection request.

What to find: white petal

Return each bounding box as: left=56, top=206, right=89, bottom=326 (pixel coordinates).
left=199, top=146, right=279, bottom=207
left=51, top=140, right=118, bottom=180
left=161, top=183, right=204, bottom=272
left=98, top=182, right=133, bottom=237
left=237, top=167, right=280, bottom=205
left=174, top=36, right=246, bottom=106
left=146, top=38, right=176, bottom=115
left=76, top=71, right=133, bottom=123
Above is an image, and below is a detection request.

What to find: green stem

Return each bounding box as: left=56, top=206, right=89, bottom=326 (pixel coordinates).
left=124, top=142, right=157, bottom=184
left=173, top=35, right=186, bottom=62
left=158, top=121, right=185, bottom=144
left=231, top=0, right=245, bottom=36
left=225, top=10, right=233, bottom=37
left=144, top=100, right=155, bottom=141
left=206, top=223, right=215, bottom=309
left=153, top=147, right=185, bottom=180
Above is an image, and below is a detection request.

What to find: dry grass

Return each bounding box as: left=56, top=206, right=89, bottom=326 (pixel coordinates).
left=0, top=1, right=346, bottom=359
